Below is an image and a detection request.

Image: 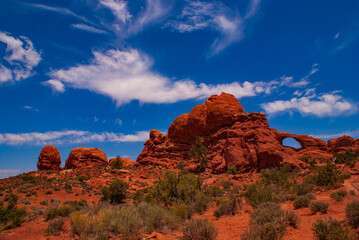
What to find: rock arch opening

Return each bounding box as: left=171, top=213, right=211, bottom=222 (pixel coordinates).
left=281, top=137, right=303, bottom=150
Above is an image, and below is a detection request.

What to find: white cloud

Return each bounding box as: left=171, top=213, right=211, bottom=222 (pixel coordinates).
left=100, top=0, right=132, bottom=24
left=71, top=24, right=107, bottom=34
left=261, top=92, right=357, bottom=117
left=94, top=116, right=98, bottom=122
left=0, top=32, right=41, bottom=82
left=311, top=129, right=359, bottom=139
left=166, top=0, right=260, bottom=56
left=0, top=130, right=149, bottom=145
left=46, top=48, right=293, bottom=105
left=26, top=3, right=92, bottom=24
left=43, top=79, right=65, bottom=93
left=0, top=169, right=23, bottom=179
left=115, top=119, right=123, bottom=125
left=24, top=105, right=32, bottom=109
left=334, top=32, right=340, bottom=39
left=0, top=65, right=12, bottom=82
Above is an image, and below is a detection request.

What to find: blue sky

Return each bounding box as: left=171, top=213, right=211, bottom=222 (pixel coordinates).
left=0, top=0, right=358, bottom=178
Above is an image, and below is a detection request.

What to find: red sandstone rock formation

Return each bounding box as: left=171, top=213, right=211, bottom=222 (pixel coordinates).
left=109, top=157, right=136, bottom=168
left=137, top=92, right=346, bottom=173
left=37, top=145, right=61, bottom=170
left=328, top=136, right=356, bottom=153
left=65, top=147, right=108, bottom=169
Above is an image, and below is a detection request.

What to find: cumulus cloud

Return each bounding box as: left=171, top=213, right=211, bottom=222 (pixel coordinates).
left=71, top=24, right=107, bottom=34
left=46, top=48, right=298, bottom=105
left=0, top=169, right=23, bottom=179
left=43, top=79, right=65, bottom=93
left=261, top=92, right=356, bottom=117
left=166, top=0, right=260, bottom=56
left=0, top=32, right=41, bottom=82
left=0, top=130, right=149, bottom=145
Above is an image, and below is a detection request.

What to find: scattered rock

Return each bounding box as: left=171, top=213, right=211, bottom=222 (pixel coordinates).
left=65, top=147, right=108, bottom=169
left=37, top=145, right=61, bottom=170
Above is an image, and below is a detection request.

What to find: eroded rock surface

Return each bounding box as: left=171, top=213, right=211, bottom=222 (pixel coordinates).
left=65, top=147, right=108, bottom=169
left=37, top=145, right=61, bottom=170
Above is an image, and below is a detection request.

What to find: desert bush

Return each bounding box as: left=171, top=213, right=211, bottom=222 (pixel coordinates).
left=306, top=161, right=344, bottom=189
left=192, top=191, right=210, bottom=214
left=182, top=218, right=218, bottom=240
left=243, top=183, right=280, bottom=207
left=330, top=190, right=348, bottom=202
left=64, top=183, right=73, bottom=193
left=346, top=200, right=359, bottom=228
left=310, top=201, right=329, bottom=214
left=214, top=194, right=241, bottom=219
left=20, top=198, right=31, bottom=205
left=227, top=165, right=238, bottom=175
left=208, top=186, right=222, bottom=197
left=44, top=200, right=87, bottom=221
left=40, top=200, right=48, bottom=206
left=291, top=182, right=314, bottom=196
left=293, top=194, right=313, bottom=209
left=101, top=179, right=129, bottom=204
left=241, top=202, right=287, bottom=240
left=260, top=164, right=294, bottom=189
left=111, top=156, right=124, bottom=170
left=349, top=190, right=355, bottom=196
left=45, top=190, right=53, bottom=195
left=0, top=193, right=26, bottom=230
left=221, top=180, right=233, bottom=191
left=285, top=210, right=300, bottom=228
left=172, top=203, right=194, bottom=219
left=190, top=137, right=208, bottom=173
left=151, top=171, right=202, bottom=206
left=70, top=202, right=180, bottom=239
left=333, top=149, right=359, bottom=166
left=45, top=217, right=64, bottom=236
left=312, top=218, right=352, bottom=240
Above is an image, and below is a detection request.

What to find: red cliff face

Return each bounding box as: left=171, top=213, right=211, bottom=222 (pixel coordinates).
left=65, top=147, right=108, bottom=169
left=37, top=145, right=61, bottom=170
left=137, top=93, right=358, bottom=173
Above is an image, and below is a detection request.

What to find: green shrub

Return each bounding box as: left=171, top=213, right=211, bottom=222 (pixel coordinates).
left=171, top=203, right=194, bottom=219
left=306, top=161, right=344, bottom=189
left=243, top=183, right=280, bottom=207
left=312, top=218, right=352, bottom=240
left=330, top=190, right=348, bottom=202
left=40, top=200, right=48, bottom=206
left=227, top=165, right=238, bottom=175
left=77, top=175, right=87, bottom=182
left=182, top=218, right=218, bottom=240
left=293, top=194, right=313, bottom=209
left=111, top=156, right=124, bottom=170
left=346, top=200, right=359, bottom=228
left=45, top=190, right=53, bottom=195
left=64, top=183, right=73, bottom=193
left=333, top=149, right=359, bottom=166
left=101, top=179, right=129, bottom=204
left=192, top=191, right=210, bottom=215
left=45, top=200, right=87, bottom=221
left=45, top=217, right=64, bottom=236
left=214, top=194, right=241, bottom=219
left=0, top=193, right=26, bottom=231
left=291, top=182, right=314, bottom=196
left=70, top=202, right=180, bottom=239
left=208, top=186, right=222, bottom=197
left=241, top=202, right=287, bottom=240
left=349, top=190, right=355, bottom=196
left=190, top=137, right=208, bottom=173
left=260, top=164, right=294, bottom=189
left=310, top=201, right=329, bottom=214
left=151, top=171, right=202, bottom=206
left=286, top=210, right=300, bottom=228
left=221, top=180, right=233, bottom=191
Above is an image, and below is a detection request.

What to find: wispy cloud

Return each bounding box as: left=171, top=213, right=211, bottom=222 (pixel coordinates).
left=26, top=3, right=92, bottom=24
left=0, top=169, right=23, bottom=179
left=0, top=31, right=41, bottom=82
left=166, top=0, right=260, bottom=56
left=99, top=0, right=132, bottom=24
left=0, top=130, right=149, bottom=145
left=311, top=129, right=359, bottom=139
left=46, top=48, right=310, bottom=105
left=261, top=91, right=357, bottom=117
left=71, top=24, right=107, bottom=34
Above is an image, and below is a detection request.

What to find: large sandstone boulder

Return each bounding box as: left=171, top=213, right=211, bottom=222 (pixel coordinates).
left=109, top=157, right=136, bottom=168
left=65, top=147, right=108, bottom=169
left=37, top=145, right=61, bottom=170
